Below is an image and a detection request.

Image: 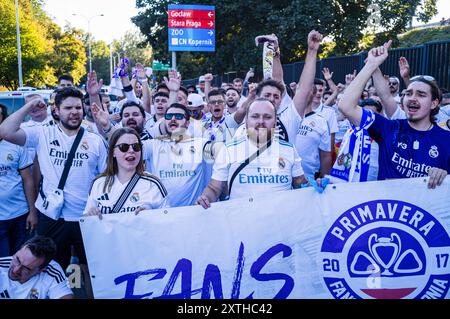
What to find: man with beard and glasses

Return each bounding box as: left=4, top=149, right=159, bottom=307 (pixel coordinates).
left=197, top=98, right=315, bottom=208
left=0, top=87, right=107, bottom=297
left=338, top=40, right=450, bottom=188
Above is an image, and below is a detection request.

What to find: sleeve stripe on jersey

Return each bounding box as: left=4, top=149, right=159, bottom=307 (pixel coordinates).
left=45, top=264, right=65, bottom=284
left=142, top=176, right=168, bottom=198
left=18, top=163, right=33, bottom=171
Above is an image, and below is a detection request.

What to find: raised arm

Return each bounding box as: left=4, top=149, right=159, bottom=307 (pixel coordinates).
left=135, top=63, right=151, bottom=112
left=322, top=68, right=337, bottom=92
left=372, top=68, right=398, bottom=118
left=0, top=98, right=45, bottom=145
left=293, top=30, right=322, bottom=117
left=164, top=69, right=181, bottom=106
left=338, top=40, right=392, bottom=126
left=86, top=71, right=103, bottom=108
left=399, top=56, right=410, bottom=88
left=233, top=83, right=257, bottom=124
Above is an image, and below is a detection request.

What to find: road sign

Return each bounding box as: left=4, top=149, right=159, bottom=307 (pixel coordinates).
left=168, top=4, right=215, bottom=52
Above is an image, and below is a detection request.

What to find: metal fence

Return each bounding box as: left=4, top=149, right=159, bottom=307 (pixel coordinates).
left=182, top=40, right=450, bottom=91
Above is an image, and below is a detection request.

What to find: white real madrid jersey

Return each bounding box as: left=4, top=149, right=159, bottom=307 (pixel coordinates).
left=23, top=124, right=108, bottom=221
left=0, top=258, right=72, bottom=299
left=142, top=137, right=211, bottom=207
left=212, top=136, right=304, bottom=200
left=294, top=112, right=331, bottom=179
left=0, top=140, right=33, bottom=220
left=84, top=174, right=168, bottom=215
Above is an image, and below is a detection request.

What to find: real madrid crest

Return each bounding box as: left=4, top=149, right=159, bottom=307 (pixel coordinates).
left=429, top=145, right=439, bottom=158
left=81, top=141, right=89, bottom=151
left=130, top=192, right=140, bottom=203
left=7, top=154, right=14, bottom=162
left=28, top=288, right=39, bottom=299
left=190, top=146, right=196, bottom=154
left=278, top=157, right=286, bottom=169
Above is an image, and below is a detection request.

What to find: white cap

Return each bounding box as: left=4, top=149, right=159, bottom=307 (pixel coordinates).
left=187, top=93, right=205, bottom=108
left=198, top=75, right=205, bottom=83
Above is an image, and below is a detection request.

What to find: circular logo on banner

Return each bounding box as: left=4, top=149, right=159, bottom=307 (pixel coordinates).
left=320, top=200, right=450, bottom=299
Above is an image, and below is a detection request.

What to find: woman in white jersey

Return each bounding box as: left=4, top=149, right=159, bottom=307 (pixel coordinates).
left=84, top=128, right=168, bottom=218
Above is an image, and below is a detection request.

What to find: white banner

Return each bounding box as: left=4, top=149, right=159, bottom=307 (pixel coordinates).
left=80, top=178, right=450, bottom=299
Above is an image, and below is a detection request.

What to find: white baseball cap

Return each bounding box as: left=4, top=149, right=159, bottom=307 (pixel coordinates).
left=187, top=93, right=205, bottom=108
left=198, top=75, right=205, bottom=83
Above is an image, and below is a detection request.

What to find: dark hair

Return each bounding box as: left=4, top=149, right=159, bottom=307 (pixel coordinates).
left=0, top=103, right=8, bottom=121
left=409, top=77, right=442, bottom=122
left=166, top=103, right=190, bottom=121
left=225, top=87, right=240, bottom=96
left=58, top=74, right=74, bottom=84
left=208, top=89, right=225, bottom=99
left=285, top=84, right=295, bottom=99
left=54, top=87, right=84, bottom=108
left=233, top=78, right=243, bottom=84
left=314, top=78, right=326, bottom=86
left=156, top=83, right=169, bottom=92
left=179, top=86, right=188, bottom=98
left=120, top=101, right=145, bottom=119
left=256, top=79, right=285, bottom=97
left=442, top=93, right=450, bottom=100
left=153, top=91, right=169, bottom=100
left=359, top=98, right=383, bottom=113
left=22, top=236, right=57, bottom=269
left=186, top=85, right=196, bottom=91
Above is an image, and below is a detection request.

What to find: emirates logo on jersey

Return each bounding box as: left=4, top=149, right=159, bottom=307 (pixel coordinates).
left=130, top=192, right=140, bottom=203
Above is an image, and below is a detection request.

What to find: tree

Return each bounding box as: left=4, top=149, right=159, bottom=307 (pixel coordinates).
left=111, top=30, right=153, bottom=67
left=132, top=0, right=438, bottom=79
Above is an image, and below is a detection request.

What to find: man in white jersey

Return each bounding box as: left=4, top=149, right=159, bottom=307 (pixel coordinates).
left=141, top=104, right=217, bottom=207
left=0, top=87, right=107, bottom=278
left=0, top=236, right=73, bottom=299
left=197, top=98, right=311, bottom=208
left=0, top=104, right=38, bottom=257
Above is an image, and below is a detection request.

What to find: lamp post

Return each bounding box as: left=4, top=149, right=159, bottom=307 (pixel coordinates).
left=72, top=13, right=104, bottom=73
left=15, top=0, right=23, bottom=88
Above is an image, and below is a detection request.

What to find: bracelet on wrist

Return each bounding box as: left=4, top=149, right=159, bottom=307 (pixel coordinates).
left=103, top=124, right=113, bottom=134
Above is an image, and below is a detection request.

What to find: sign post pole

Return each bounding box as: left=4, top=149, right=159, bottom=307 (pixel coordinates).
left=172, top=51, right=177, bottom=70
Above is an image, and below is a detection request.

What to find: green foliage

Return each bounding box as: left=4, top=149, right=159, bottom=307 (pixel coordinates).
left=133, top=0, right=438, bottom=79
left=0, top=0, right=87, bottom=90
left=398, top=25, right=450, bottom=47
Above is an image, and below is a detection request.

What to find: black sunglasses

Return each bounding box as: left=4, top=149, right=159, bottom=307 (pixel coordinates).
left=114, top=143, right=142, bottom=152
left=165, top=113, right=186, bottom=120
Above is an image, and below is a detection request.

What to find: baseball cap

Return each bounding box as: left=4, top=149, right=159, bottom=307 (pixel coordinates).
left=187, top=93, right=205, bottom=108
left=199, top=75, right=205, bottom=83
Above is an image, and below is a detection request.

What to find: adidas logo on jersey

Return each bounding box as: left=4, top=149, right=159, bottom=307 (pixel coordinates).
left=0, top=289, right=11, bottom=299
left=97, top=193, right=109, bottom=201
left=50, top=140, right=60, bottom=147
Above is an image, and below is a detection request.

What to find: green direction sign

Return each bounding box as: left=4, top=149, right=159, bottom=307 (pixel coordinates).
left=152, top=61, right=171, bottom=71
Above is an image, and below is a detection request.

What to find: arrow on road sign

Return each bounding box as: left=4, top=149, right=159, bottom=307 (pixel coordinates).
left=208, top=21, right=214, bottom=27
left=208, top=11, right=214, bottom=18
left=208, top=30, right=214, bottom=36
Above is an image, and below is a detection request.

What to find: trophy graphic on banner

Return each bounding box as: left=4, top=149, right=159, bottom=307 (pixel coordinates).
left=368, top=233, right=401, bottom=276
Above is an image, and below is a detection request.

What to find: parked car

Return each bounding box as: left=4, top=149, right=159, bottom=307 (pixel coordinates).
left=0, top=90, right=50, bottom=115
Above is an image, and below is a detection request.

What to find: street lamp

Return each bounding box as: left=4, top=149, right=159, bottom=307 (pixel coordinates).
left=72, top=13, right=104, bottom=73
left=15, top=0, right=23, bottom=88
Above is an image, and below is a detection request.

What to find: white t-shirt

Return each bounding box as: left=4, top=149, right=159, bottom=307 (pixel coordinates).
left=23, top=124, right=108, bottom=221
left=212, top=136, right=304, bottom=199
left=84, top=174, right=168, bottom=215
left=294, top=112, right=331, bottom=179
left=0, top=140, right=32, bottom=220
left=0, top=258, right=72, bottom=299
left=314, top=103, right=339, bottom=134
left=20, top=120, right=45, bottom=162
left=142, top=137, right=212, bottom=207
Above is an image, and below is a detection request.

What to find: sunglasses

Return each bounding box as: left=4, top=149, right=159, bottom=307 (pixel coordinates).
left=410, top=75, right=436, bottom=82
left=165, top=113, right=186, bottom=120
left=388, top=82, right=398, bottom=86
left=114, top=143, right=142, bottom=152
left=209, top=100, right=225, bottom=105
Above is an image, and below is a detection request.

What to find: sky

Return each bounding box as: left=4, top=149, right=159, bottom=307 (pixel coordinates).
left=43, top=0, right=450, bottom=44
